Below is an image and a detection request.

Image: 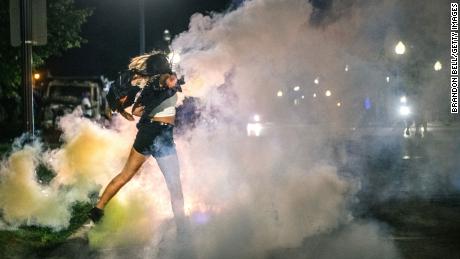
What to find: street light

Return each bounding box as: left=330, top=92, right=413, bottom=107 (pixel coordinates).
left=395, top=41, right=406, bottom=55
left=434, top=61, right=442, bottom=71
left=325, top=90, right=332, bottom=97
left=163, top=29, right=171, bottom=42
left=314, top=77, right=319, bottom=85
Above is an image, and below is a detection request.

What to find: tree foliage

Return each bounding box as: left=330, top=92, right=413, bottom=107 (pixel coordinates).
left=0, top=0, right=92, bottom=121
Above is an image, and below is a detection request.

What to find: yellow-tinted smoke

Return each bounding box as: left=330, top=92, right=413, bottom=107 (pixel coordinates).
left=0, top=144, right=71, bottom=229
left=49, top=117, right=132, bottom=200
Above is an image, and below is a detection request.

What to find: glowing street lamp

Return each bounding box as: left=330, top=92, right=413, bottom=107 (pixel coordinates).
left=434, top=61, right=442, bottom=71
left=395, top=41, right=406, bottom=55
left=314, top=77, right=319, bottom=85
left=163, top=29, right=171, bottom=42
left=33, top=73, right=40, bottom=80
left=325, top=90, right=332, bottom=97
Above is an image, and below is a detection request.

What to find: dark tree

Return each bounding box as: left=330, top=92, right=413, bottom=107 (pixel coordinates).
left=0, top=0, right=92, bottom=122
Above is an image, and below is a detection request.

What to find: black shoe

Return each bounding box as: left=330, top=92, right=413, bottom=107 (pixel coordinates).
left=88, top=207, right=104, bottom=223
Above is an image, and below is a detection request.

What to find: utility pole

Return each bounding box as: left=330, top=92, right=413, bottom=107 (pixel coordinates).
left=20, top=0, right=34, bottom=136
left=10, top=0, right=46, bottom=137
left=139, top=0, right=145, bottom=54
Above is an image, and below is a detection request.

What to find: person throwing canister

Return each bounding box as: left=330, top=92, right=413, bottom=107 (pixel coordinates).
left=88, top=52, right=188, bottom=234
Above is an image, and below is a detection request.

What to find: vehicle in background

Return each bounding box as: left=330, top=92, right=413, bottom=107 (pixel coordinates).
left=40, top=76, right=111, bottom=130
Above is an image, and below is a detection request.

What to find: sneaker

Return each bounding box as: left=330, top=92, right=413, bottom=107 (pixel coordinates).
left=88, top=207, right=104, bottom=223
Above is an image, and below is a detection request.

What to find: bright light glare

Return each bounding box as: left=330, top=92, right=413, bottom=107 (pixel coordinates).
left=395, top=41, right=406, bottom=55
left=399, top=105, right=411, bottom=116
left=247, top=123, right=263, bottom=137
left=163, top=29, right=171, bottom=41
left=345, top=65, right=349, bottom=72
left=301, top=95, right=305, bottom=99
left=168, top=52, right=181, bottom=64
left=400, top=96, right=407, bottom=104
left=313, top=93, right=317, bottom=98
left=386, top=76, right=390, bottom=83
left=253, top=114, right=260, bottom=122
left=325, top=90, right=332, bottom=97
left=434, top=61, right=442, bottom=71
left=314, top=77, right=319, bottom=84
left=337, top=102, right=341, bottom=107
left=293, top=86, right=300, bottom=91
left=34, top=73, right=40, bottom=80
left=277, top=90, right=283, bottom=97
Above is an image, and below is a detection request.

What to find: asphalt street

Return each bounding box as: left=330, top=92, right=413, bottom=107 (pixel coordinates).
left=12, top=122, right=460, bottom=259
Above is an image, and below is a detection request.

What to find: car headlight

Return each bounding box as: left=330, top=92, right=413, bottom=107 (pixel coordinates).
left=247, top=123, right=263, bottom=137
left=399, top=105, right=411, bottom=116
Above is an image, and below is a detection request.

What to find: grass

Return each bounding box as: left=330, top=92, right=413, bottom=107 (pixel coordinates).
left=0, top=202, right=92, bottom=258
left=0, top=142, right=95, bottom=258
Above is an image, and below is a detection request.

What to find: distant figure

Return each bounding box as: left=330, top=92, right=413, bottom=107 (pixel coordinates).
left=81, top=91, right=93, bottom=118
left=403, top=112, right=413, bottom=136
left=403, top=93, right=428, bottom=137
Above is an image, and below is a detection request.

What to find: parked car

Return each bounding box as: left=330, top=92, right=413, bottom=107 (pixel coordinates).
left=40, top=76, right=111, bottom=129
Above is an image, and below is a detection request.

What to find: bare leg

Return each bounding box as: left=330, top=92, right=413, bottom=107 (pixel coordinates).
left=157, top=152, right=195, bottom=259
left=96, top=148, right=147, bottom=209
left=156, top=152, right=187, bottom=231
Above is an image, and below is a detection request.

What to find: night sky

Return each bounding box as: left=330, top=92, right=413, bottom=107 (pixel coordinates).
left=46, top=0, right=233, bottom=79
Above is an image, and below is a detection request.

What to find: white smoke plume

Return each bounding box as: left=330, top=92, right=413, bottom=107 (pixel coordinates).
left=173, top=0, right=387, bottom=116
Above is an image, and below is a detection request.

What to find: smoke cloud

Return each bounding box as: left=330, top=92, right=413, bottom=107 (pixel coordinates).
left=1, top=0, right=451, bottom=258
left=0, top=142, right=71, bottom=229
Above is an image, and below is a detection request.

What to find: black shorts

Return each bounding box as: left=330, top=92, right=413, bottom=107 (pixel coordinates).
left=133, top=122, right=176, bottom=157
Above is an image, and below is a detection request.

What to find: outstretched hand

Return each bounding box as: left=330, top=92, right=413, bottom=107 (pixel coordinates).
left=165, top=74, right=178, bottom=88
left=160, top=74, right=178, bottom=89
